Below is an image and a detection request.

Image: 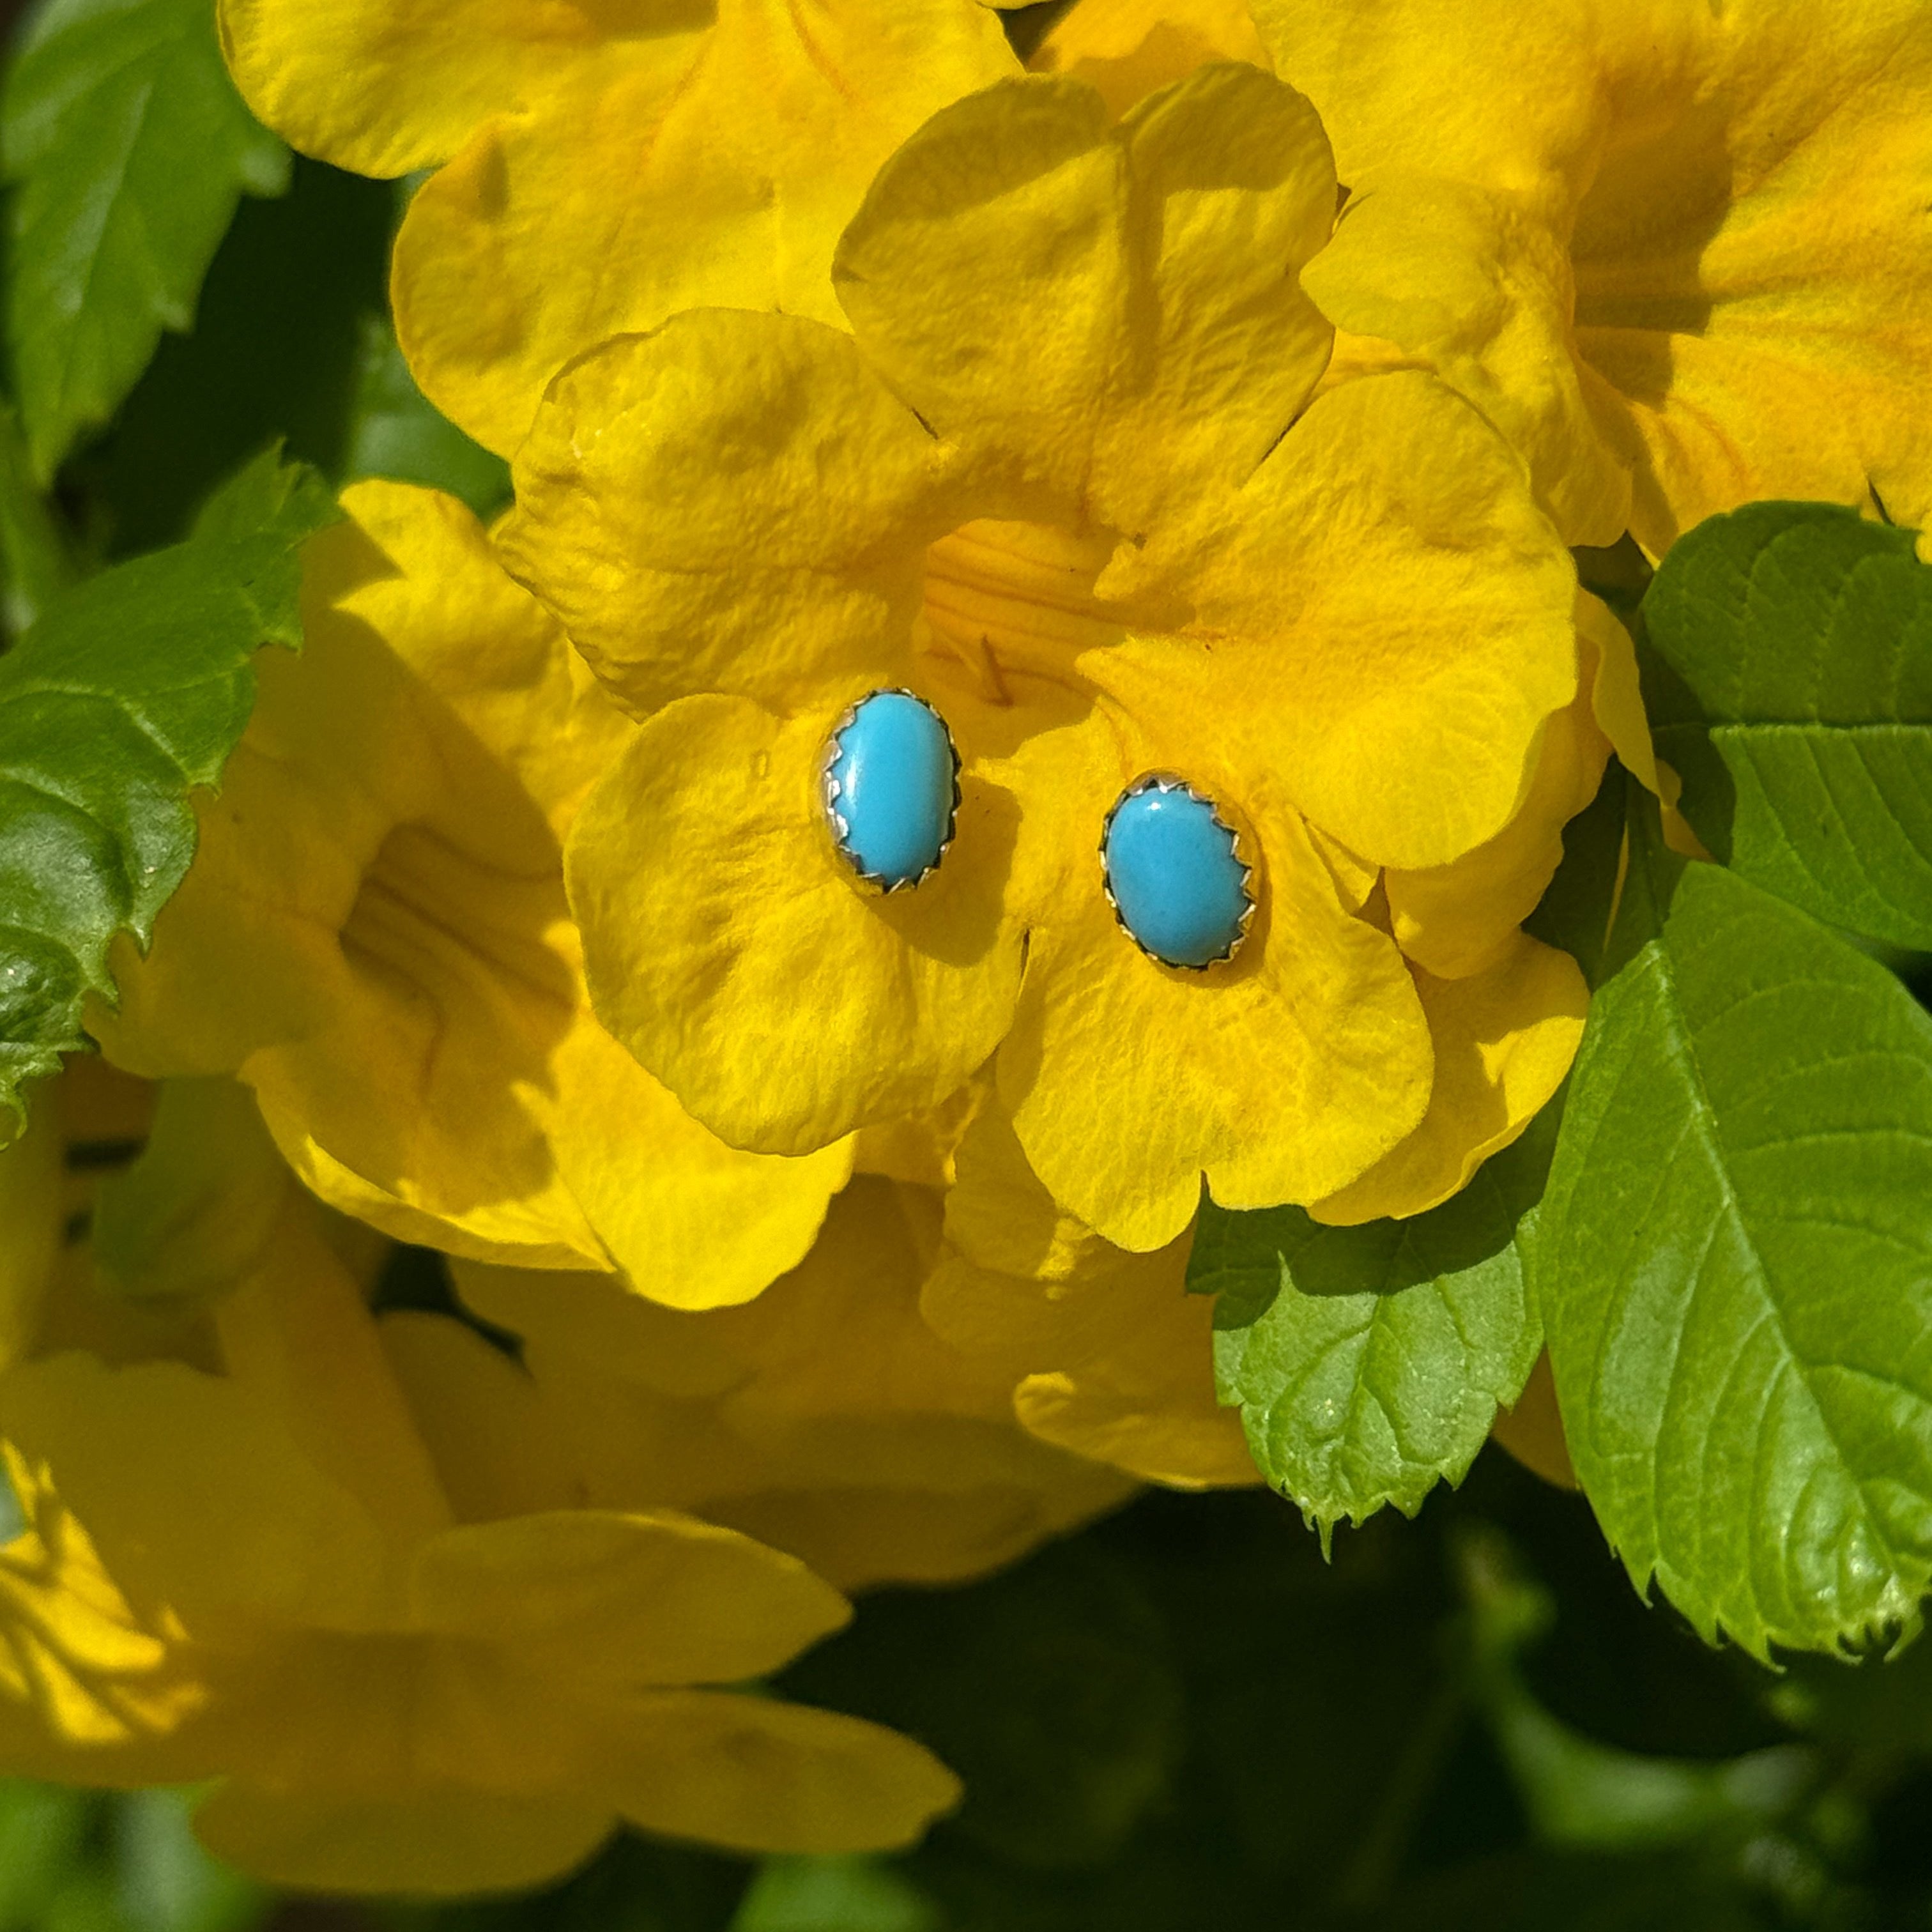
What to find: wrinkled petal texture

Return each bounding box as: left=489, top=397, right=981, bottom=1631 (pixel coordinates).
left=1578, top=0, right=1932, bottom=548
left=512, top=66, right=1579, bottom=1230
left=392, top=0, right=1021, bottom=452
left=566, top=692, right=1026, bottom=1153
left=1134, top=372, right=1580, bottom=871
left=502, top=314, right=965, bottom=718
left=1308, top=933, right=1588, bottom=1225
left=834, top=67, right=1336, bottom=535
left=1385, top=600, right=1614, bottom=977
left=218, top=0, right=705, bottom=177
left=1253, top=0, right=1932, bottom=551
left=998, top=705, right=1432, bottom=1248
left=1302, top=172, right=1634, bottom=546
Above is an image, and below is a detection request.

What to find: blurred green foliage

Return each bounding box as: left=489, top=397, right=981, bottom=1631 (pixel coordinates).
left=0, top=1784, right=264, bottom=1932
left=322, top=1459, right=1932, bottom=1932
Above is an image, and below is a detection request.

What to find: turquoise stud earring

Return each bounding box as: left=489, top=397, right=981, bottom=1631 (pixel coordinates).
left=822, top=689, right=961, bottom=893
left=1100, top=773, right=1255, bottom=969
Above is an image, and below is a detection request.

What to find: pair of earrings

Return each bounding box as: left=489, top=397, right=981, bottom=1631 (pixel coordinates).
left=822, top=688, right=1256, bottom=971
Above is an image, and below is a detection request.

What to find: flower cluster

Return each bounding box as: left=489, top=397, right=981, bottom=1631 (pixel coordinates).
left=0, top=0, right=1924, bottom=1894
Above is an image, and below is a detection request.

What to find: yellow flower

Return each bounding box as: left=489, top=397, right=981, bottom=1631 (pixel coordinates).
left=503, top=67, right=1591, bottom=1250
left=924, top=1100, right=1258, bottom=1489
left=1242, top=0, right=1932, bottom=552
left=91, top=482, right=850, bottom=1308
left=0, top=1119, right=960, bottom=1896
left=450, top=1169, right=1134, bottom=1591
left=218, top=0, right=1020, bottom=455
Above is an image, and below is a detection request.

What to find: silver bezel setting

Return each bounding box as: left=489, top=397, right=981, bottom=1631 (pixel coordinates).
left=822, top=686, right=963, bottom=894
left=1098, top=770, right=1258, bottom=970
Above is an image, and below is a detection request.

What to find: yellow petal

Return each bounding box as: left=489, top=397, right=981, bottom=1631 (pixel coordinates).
left=265, top=1133, right=601, bottom=1273
left=1248, top=0, right=1704, bottom=205
left=92, top=493, right=611, bottom=1273
left=1578, top=590, right=1702, bottom=856
left=378, top=1311, right=581, bottom=1523
left=325, top=481, right=634, bottom=838
left=1385, top=617, right=1612, bottom=979
left=1014, top=1359, right=1255, bottom=1489
left=1309, top=933, right=1587, bottom=1227
left=207, top=1221, right=456, bottom=1552
left=547, top=1011, right=851, bottom=1310
left=393, top=0, right=1019, bottom=452
left=1301, top=172, right=1633, bottom=546
left=597, top=1689, right=961, bottom=1854
left=194, top=1782, right=612, bottom=1897
left=1253, top=0, right=1932, bottom=553
left=4, top=1209, right=455, bottom=1635
left=1579, top=0, right=1932, bottom=551
left=0, top=1478, right=214, bottom=1781
left=217, top=0, right=678, bottom=177
left=500, top=313, right=963, bottom=720
left=1000, top=752, right=1432, bottom=1251
left=928, top=1106, right=1257, bottom=1487
left=1143, top=371, right=1580, bottom=871
left=94, top=638, right=597, bottom=1268
left=1032, top=0, right=1271, bottom=116
left=408, top=1509, right=852, bottom=1688
left=455, top=1177, right=1130, bottom=1590
left=566, top=694, right=1025, bottom=1155
left=833, top=66, right=1336, bottom=536
left=0, top=1352, right=399, bottom=1636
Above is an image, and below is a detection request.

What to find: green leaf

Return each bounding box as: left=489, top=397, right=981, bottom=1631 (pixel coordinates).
left=0, top=395, right=77, bottom=637
left=75, top=155, right=389, bottom=555
left=1540, top=794, right=1932, bottom=1658
left=0, top=447, right=335, bottom=1131
left=1193, top=1107, right=1558, bottom=1534
left=1, top=0, right=291, bottom=480
left=1642, top=501, right=1932, bottom=949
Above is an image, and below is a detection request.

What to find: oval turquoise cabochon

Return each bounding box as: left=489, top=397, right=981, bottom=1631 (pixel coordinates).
left=824, top=690, right=958, bottom=891
left=1102, top=777, right=1252, bottom=969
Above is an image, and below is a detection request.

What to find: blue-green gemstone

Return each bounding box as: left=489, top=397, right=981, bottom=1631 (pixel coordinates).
left=824, top=689, right=958, bottom=891
left=1101, top=776, right=1252, bottom=969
